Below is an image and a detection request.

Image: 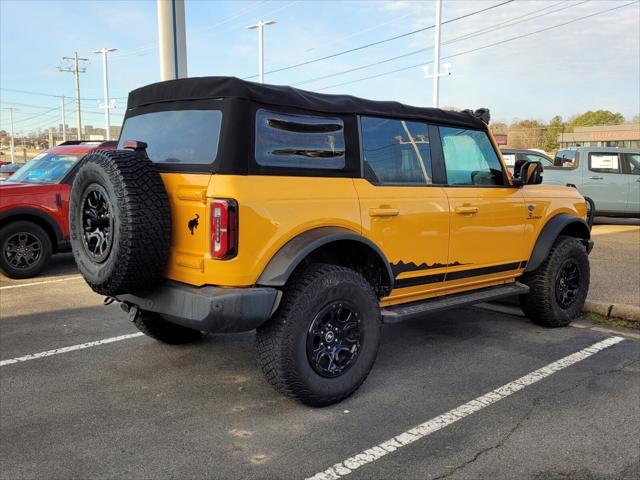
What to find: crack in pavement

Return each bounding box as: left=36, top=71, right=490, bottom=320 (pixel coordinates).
left=430, top=358, right=638, bottom=480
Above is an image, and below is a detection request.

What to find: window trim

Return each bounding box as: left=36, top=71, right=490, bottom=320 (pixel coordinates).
left=549, top=150, right=580, bottom=170
left=588, top=152, right=622, bottom=174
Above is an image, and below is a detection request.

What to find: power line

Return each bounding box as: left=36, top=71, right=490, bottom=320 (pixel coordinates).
left=243, top=0, right=516, bottom=79
left=0, top=87, right=127, bottom=102
left=294, top=0, right=588, bottom=87
left=315, top=0, right=638, bottom=92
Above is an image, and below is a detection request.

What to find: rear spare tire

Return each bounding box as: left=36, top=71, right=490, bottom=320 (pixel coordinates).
left=69, top=149, right=171, bottom=296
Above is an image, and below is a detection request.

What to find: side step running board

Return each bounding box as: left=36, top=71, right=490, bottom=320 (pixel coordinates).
left=382, top=282, right=529, bottom=324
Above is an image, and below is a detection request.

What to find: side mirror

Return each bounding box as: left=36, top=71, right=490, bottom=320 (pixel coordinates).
left=513, top=160, right=543, bottom=187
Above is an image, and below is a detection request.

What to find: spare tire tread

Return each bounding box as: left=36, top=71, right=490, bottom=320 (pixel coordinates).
left=70, top=149, right=171, bottom=296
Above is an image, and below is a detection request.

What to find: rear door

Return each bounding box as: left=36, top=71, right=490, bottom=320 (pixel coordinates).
left=581, top=151, right=627, bottom=213
left=622, top=152, right=640, bottom=215
left=353, top=116, right=450, bottom=305
left=438, top=126, right=527, bottom=288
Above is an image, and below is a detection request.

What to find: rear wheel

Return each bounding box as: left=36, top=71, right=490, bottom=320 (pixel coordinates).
left=520, top=235, right=590, bottom=327
left=0, top=221, right=52, bottom=279
left=132, top=310, right=203, bottom=344
left=256, top=264, right=381, bottom=407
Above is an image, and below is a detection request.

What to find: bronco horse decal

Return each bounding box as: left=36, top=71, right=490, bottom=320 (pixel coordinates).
left=188, top=214, right=199, bottom=235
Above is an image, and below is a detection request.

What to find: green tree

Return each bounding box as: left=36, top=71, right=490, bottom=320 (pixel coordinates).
left=567, top=110, right=624, bottom=130
left=508, top=119, right=546, bottom=149
left=543, top=115, right=564, bottom=152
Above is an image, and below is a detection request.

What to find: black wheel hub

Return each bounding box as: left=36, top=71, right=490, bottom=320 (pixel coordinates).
left=556, top=260, right=581, bottom=309
left=306, top=301, right=362, bottom=378
left=3, top=232, right=42, bottom=270
left=81, top=184, right=114, bottom=262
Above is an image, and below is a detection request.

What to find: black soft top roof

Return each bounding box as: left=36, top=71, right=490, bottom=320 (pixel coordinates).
left=126, top=76, right=488, bottom=129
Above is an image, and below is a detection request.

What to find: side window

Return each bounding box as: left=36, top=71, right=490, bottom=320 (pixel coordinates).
left=553, top=150, right=578, bottom=169
left=623, top=153, right=640, bottom=175
left=360, top=116, right=432, bottom=185
left=439, top=126, right=504, bottom=186
left=502, top=153, right=516, bottom=167
left=524, top=153, right=552, bottom=167
left=255, top=109, right=345, bottom=169
left=589, top=152, right=621, bottom=174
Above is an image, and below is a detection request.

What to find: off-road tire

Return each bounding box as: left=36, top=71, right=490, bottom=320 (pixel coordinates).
left=520, top=235, right=590, bottom=327
left=132, top=311, right=203, bottom=344
left=0, top=221, right=52, bottom=279
left=69, top=149, right=171, bottom=296
left=256, top=264, right=381, bottom=407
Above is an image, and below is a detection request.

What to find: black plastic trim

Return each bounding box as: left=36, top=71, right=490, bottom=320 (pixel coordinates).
left=118, top=281, right=281, bottom=333
left=525, top=214, right=591, bottom=273
left=394, top=260, right=525, bottom=288
left=256, top=226, right=394, bottom=289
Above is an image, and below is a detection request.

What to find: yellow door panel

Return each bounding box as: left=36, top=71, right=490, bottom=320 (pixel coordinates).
left=353, top=179, right=450, bottom=303
left=444, top=187, right=527, bottom=287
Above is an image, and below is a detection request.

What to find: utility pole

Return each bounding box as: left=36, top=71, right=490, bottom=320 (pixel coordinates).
left=421, top=0, right=452, bottom=108
left=93, top=48, right=117, bottom=140
left=247, top=19, right=276, bottom=83
left=4, top=107, right=17, bottom=163
left=157, top=0, right=188, bottom=80
left=60, top=95, right=67, bottom=142
left=58, top=52, right=88, bottom=140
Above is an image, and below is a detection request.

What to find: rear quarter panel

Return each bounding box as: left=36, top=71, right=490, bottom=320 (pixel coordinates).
left=161, top=173, right=362, bottom=287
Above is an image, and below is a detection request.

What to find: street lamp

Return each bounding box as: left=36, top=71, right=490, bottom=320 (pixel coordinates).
left=247, top=20, right=276, bottom=84
left=93, top=47, right=117, bottom=141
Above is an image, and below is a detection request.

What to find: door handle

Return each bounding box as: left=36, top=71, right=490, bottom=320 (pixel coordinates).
left=589, top=176, right=604, bottom=180
left=454, top=206, right=479, bottom=215
left=369, top=208, right=399, bottom=217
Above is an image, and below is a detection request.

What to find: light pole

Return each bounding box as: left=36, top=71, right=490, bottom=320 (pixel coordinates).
left=58, top=52, right=88, bottom=140
left=157, top=0, right=188, bottom=80
left=422, top=0, right=452, bottom=108
left=94, top=48, right=117, bottom=141
left=5, top=107, right=17, bottom=163
left=247, top=19, right=276, bottom=84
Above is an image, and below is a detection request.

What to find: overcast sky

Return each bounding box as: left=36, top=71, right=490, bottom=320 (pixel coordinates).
left=1, top=0, right=638, bottom=134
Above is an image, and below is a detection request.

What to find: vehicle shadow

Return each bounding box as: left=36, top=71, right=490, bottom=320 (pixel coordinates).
left=593, top=216, right=640, bottom=226
left=0, top=252, right=78, bottom=284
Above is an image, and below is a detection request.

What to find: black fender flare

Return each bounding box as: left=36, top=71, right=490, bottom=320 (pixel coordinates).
left=256, top=226, right=394, bottom=289
left=0, top=207, right=64, bottom=248
left=525, top=214, right=591, bottom=273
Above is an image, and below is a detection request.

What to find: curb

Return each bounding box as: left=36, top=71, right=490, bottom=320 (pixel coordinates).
left=583, top=300, right=640, bottom=322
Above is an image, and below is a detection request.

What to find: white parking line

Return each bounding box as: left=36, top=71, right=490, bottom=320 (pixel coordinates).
left=306, top=336, right=625, bottom=480
left=0, top=275, right=83, bottom=290
left=0, top=333, right=144, bottom=367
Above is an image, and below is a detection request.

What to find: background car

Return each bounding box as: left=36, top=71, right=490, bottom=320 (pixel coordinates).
left=500, top=148, right=554, bottom=171
left=0, top=162, right=23, bottom=180
left=543, top=147, right=640, bottom=217
left=0, top=140, right=116, bottom=278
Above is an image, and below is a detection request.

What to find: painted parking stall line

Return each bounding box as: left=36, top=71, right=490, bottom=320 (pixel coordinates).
left=0, top=333, right=144, bottom=367
left=0, top=275, right=83, bottom=290
left=306, top=336, right=625, bottom=480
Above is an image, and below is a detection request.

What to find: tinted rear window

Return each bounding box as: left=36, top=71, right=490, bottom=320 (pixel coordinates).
left=255, top=109, right=345, bottom=170
left=117, top=110, right=222, bottom=164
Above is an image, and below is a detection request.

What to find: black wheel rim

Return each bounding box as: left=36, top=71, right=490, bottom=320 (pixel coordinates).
left=306, top=301, right=363, bottom=378
left=555, top=260, right=581, bottom=309
left=80, top=184, right=114, bottom=263
left=3, top=232, right=42, bottom=270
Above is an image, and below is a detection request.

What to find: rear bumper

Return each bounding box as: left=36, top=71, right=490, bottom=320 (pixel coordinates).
left=118, top=281, right=281, bottom=333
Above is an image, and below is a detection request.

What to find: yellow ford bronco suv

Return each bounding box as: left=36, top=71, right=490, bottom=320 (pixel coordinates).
left=69, top=76, right=593, bottom=406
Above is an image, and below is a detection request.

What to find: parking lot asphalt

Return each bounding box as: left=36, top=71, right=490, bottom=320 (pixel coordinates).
left=1, top=256, right=639, bottom=479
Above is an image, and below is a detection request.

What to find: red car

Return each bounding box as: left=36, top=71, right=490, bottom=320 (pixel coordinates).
left=0, top=141, right=116, bottom=278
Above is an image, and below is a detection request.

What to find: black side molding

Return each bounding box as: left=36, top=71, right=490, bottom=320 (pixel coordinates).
left=525, top=214, right=590, bottom=273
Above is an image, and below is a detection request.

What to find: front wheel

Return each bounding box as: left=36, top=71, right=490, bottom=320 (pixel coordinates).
left=0, top=221, right=52, bottom=279
left=256, top=264, right=381, bottom=407
left=520, top=235, right=590, bottom=327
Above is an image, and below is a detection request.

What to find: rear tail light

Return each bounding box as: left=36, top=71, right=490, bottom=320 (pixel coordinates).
left=211, top=199, right=238, bottom=259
